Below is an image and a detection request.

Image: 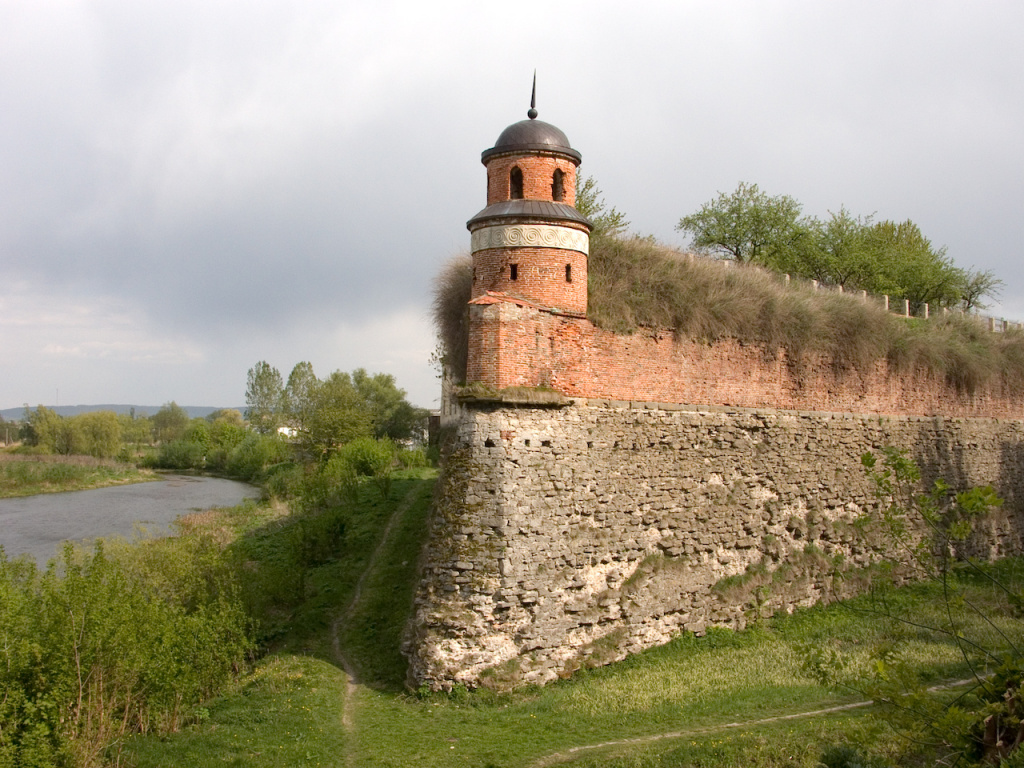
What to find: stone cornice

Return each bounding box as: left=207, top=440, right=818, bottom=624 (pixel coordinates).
left=471, top=224, right=590, bottom=255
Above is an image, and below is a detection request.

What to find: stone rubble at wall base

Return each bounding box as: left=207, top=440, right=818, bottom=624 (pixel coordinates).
left=403, top=399, right=1024, bottom=690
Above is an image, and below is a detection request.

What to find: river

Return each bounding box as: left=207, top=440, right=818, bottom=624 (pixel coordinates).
left=0, top=475, right=260, bottom=565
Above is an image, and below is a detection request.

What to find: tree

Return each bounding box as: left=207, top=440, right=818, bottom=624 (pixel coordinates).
left=282, top=361, right=318, bottom=433
left=206, top=409, right=244, bottom=426
left=575, top=175, right=629, bottom=238
left=210, top=419, right=246, bottom=451
left=796, top=208, right=878, bottom=288
left=959, top=268, right=1003, bottom=312
left=676, top=182, right=807, bottom=266
left=119, top=413, right=153, bottom=450
left=851, top=448, right=1017, bottom=765
left=73, top=411, right=122, bottom=459
left=152, top=402, right=190, bottom=444
left=351, top=368, right=426, bottom=442
left=677, top=186, right=1005, bottom=316
left=299, top=371, right=372, bottom=458
left=20, top=405, right=75, bottom=454
left=245, top=361, right=284, bottom=434
left=862, top=220, right=965, bottom=312
left=183, top=419, right=213, bottom=453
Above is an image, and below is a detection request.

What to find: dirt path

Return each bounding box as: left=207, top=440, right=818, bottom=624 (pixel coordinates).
left=527, top=676, right=977, bottom=767
left=527, top=700, right=873, bottom=767
left=330, top=482, right=426, bottom=764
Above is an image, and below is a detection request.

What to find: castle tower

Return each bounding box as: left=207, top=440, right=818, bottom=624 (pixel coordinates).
left=467, top=85, right=591, bottom=316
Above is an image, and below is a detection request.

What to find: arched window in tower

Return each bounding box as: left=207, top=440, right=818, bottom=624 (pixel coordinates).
left=510, top=166, right=524, bottom=200
left=552, top=169, right=565, bottom=202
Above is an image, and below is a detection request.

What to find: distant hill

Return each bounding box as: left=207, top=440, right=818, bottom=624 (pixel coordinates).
left=0, top=405, right=246, bottom=421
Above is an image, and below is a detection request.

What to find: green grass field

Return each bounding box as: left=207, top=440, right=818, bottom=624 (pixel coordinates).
left=118, top=468, right=1024, bottom=767
left=0, top=453, right=157, bottom=498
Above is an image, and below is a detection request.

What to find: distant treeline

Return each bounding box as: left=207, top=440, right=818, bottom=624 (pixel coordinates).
left=0, top=404, right=244, bottom=421
left=11, top=404, right=246, bottom=461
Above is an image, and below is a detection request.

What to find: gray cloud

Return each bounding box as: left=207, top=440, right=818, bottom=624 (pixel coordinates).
left=3, top=0, right=1023, bottom=410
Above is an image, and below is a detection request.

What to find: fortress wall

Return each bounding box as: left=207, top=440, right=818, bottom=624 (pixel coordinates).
left=405, top=400, right=1024, bottom=690
left=467, top=301, right=1024, bottom=419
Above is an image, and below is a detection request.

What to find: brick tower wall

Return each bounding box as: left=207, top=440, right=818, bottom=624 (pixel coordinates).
left=471, top=246, right=589, bottom=316
left=485, top=155, right=578, bottom=205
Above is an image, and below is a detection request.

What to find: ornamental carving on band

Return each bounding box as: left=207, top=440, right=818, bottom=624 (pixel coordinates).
left=471, top=224, right=589, bottom=255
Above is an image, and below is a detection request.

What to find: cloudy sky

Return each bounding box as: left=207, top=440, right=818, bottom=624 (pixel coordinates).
left=3, top=1, right=1023, bottom=411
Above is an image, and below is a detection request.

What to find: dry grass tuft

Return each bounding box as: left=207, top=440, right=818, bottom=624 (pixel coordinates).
left=432, top=253, right=473, bottom=383
left=588, top=236, right=896, bottom=374
left=0, top=453, right=128, bottom=468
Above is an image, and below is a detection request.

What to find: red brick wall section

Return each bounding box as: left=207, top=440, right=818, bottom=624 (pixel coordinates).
left=472, top=246, right=588, bottom=316
left=486, top=155, right=579, bottom=206
left=466, top=300, right=1024, bottom=419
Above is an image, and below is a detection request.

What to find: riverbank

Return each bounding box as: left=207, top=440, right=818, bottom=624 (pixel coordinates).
left=0, top=473, right=261, bottom=564
left=0, top=453, right=158, bottom=498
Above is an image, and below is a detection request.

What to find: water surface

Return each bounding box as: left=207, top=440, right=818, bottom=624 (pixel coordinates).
left=0, top=475, right=260, bottom=565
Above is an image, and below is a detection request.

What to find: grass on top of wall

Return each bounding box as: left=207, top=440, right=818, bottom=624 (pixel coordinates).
left=434, top=235, right=1024, bottom=395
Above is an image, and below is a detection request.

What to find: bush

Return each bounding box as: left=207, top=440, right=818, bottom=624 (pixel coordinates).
left=292, top=505, right=348, bottom=572
left=262, top=461, right=304, bottom=500
left=156, top=439, right=206, bottom=470
left=210, top=421, right=246, bottom=450
left=0, top=540, right=251, bottom=767
left=820, top=745, right=886, bottom=768
left=336, top=437, right=395, bottom=500
left=320, top=452, right=362, bottom=506
left=226, top=433, right=289, bottom=481
left=397, top=447, right=428, bottom=469
left=183, top=421, right=213, bottom=454
left=335, top=437, right=393, bottom=476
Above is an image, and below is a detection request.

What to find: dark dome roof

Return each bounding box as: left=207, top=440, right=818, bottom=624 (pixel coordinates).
left=482, top=117, right=581, bottom=164
left=467, top=199, right=592, bottom=231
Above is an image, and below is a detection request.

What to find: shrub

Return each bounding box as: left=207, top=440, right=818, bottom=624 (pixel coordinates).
left=397, top=447, right=428, bottom=468
left=320, top=452, right=362, bottom=505
left=336, top=437, right=395, bottom=477
left=262, top=461, right=304, bottom=500
left=0, top=540, right=251, bottom=766
left=292, top=505, right=348, bottom=572
left=183, top=421, right=213, bottom=454
left=156, top=439, right=206, bottom=470
left=432, top=253, right=473, bottom=382
left=210, top=421, right=247, bottom=450
left=226, top=433, right=288, bottom=481
left=336, top=437, right=395, bottom=500
left=820, top=745, right=886, bottom=768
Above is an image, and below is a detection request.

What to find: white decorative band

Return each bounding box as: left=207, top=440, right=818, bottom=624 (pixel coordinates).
left=471, top=224, right=590, bottom=255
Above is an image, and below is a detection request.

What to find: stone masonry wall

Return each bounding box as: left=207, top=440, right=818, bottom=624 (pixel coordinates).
left=404, top=400, right=1024, bottom=690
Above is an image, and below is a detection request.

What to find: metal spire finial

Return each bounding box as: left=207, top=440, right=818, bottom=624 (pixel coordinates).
left=528, top=71, right=538, bottom=120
